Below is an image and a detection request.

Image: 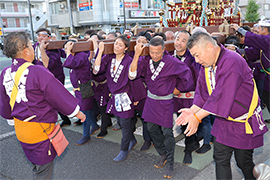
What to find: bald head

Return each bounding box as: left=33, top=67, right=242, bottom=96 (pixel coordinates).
left=165, top=31, right=175, bottom=41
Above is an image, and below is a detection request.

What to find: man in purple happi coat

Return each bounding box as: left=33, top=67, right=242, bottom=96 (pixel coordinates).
left=176, top=32, right=268, bottom=180
left=32, top=28, right=72, bottom=127
left=0, top=32, right=85, bottom=179
left=130, top=37, right=194, bottom=179
left=231, top=20, right=270, bottom=116
left=173, top=30, right=213, bottom=164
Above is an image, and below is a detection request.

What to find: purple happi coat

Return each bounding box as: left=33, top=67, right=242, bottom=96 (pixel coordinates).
left=95, top=53, right=134, bottom=118
left=135, top=51, right=194, bottom=128
left=63, top=52, right=93, bottom=110
left=194, top=46, right=268, bottom=149
left=0, top=58, right=79, bottom=165
left=91, top=49, right=110, bottom=107
left=173, top=49, right=201, bottom=112
left=244, top=46, right=266, bottom=81
left=129, top=51, right=147, bottom=112
left=33, top=42, right=65, bottom=84
left=244, top=32, right=270, bottom=71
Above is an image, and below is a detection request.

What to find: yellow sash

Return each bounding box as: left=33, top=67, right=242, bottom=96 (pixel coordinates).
left=10, top=62, right=54, bottom=143
left=205, top=67, right=258, bottom=134
left=10, top=62, right=32, bottom=110
left=14, top=118, right=55, bottom=144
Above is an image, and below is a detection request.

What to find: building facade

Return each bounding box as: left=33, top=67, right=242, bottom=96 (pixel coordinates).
left=0, top=0, right=47, bottom=37
left=46, top=0, right=171, bottom=37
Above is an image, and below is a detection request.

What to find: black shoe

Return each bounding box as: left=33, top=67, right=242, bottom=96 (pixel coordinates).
left=196, top=144, right=211, bottom=154
left=107, top=122, right=113, bottom=127
left=164, top=165, right=174, bottom=179
left=183, top=152, right=192, bottom=165
left=60, top=121, right=71, bottom=127
left=73, top=119, right=82, bottom=125
left=140, top=141, right=151, bottom=151
left=191, top=142, right=200, bottom=152
left=96, top=131, right=108, bottom=139
left=265, top=119, right=270, bottom=123
left=154, top=155, right=167, bottom=168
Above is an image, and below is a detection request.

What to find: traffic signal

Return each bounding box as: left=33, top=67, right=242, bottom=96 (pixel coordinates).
left=0, top=28, right=2, bottom=36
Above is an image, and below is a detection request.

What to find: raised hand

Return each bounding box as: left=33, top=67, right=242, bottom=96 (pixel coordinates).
left=98, top=42, right=105, bottom=53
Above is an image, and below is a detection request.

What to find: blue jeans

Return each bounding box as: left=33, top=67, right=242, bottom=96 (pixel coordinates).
left=197, top=115, right=215, bottom=144
left=82, top=110, right=98, bottom=137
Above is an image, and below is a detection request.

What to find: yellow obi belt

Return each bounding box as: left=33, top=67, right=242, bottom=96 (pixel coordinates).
left=14, top=117, right=55, bottom=144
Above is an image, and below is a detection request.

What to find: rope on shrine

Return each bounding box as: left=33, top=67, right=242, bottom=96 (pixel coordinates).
left=200, top=0, right=208, bottom=26
left=233, top=0, right=239, bottom=16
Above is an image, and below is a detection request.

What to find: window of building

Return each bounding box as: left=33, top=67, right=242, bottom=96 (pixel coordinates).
left=263, top=4, right=269, bottom=11
left=20, top=18, right=28, bottom=27
left=17, top=3, right=26, bottom=12
left=50, top=2, right=60, bottom=14
left=0, top=3, right=5, bottom=11
left=147, top=0, right=161, bottom=9
left=6, top=3, right=14, bottom=12
left=7, top=18, right=16, bottom=28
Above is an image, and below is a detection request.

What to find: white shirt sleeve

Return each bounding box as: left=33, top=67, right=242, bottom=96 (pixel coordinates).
left=93, top=65, right=100, bottom=74
left=67, top=105, right=80, bottom=117
left=128, top=66, right=137, bottom=80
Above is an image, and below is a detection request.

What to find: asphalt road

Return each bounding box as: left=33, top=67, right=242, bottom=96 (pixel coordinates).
left=0, top=116, right=199, bottom=180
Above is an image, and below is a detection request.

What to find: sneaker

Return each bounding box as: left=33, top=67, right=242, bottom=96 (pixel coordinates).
left=154, top=155, right=167, bottom=168
left=140, top=141, right=151, bottom=151
left=60, top=120, right=71, bottom=127
left=112, top=123, right=121, bottom=131
left=75, top=136, right=91, bottom=145
left=73, top=119, right=82, bottom=125
left=183, top=152, right=192, bottom=165
left=128, top=139, right=137, bottom=151
left=90, top=126, right=100, bottom=135
left=195, top=144, right=211, bottom=154
left=96, top=131, right=108, bottom=139
left=164, top=165, right=174, bottom=179
left=113, top=150, right=129, bottom=162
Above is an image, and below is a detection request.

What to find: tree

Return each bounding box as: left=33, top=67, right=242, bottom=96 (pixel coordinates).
left=245, top=0, right=260, bottom=22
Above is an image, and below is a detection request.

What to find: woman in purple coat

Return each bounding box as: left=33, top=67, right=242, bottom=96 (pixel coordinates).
left=93, top=35, right=136, bottom=162
left=63, top=40, right=99, bottom=145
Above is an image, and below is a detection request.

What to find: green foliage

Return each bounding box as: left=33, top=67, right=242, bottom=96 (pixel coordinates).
left=245, top=0, right=260, bottom=22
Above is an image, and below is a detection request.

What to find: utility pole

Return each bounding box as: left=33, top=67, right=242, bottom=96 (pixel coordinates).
left=67, top=0, right=74, bottom=34
left=27, top=0, right=35, bottom=41
left=123, top=0, right=126, bottom=30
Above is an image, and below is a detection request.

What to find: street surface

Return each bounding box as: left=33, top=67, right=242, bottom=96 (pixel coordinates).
left=0, top=54, right=270, bottom=179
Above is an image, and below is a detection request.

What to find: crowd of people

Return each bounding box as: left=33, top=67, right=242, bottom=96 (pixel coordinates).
left=0, top=20, right=269, bottom=179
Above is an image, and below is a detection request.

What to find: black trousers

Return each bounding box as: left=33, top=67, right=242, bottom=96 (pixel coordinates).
left=181, top=125, right=199, bottom=152
left=147, top=122, right=175, bottom=165
left=117, top=116, right=136, bottom=151
left=100, top=105, right=112, bottom=132
left=32, top=161, right=54, bottom=180
left=213, top=140, right=255, bottom=180
left=58, top=112, right=70, bottom=123
left=262, top=89, right=270, bottom=112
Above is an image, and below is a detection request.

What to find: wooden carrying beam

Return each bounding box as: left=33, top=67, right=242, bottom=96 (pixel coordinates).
left=140, top=40, right=175, bottom=56
left=45, top=39, right=175, bottom=56
left=71, top=41, right=93, bottom=53
left=46, top=40, right=67, bottom=50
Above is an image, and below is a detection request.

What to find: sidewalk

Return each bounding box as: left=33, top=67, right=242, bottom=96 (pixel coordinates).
left=62, top=108, right=270, bottom=179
